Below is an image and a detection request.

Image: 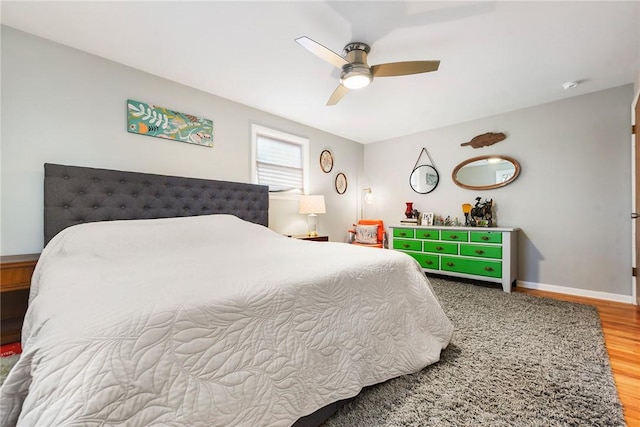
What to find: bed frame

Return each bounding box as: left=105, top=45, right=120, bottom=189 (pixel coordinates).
left=42, top=163, right=345, bottom=426
left=44, top=163, right=269, bottom=244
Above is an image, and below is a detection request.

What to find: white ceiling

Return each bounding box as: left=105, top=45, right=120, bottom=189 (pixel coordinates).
left=2, top=1, right=638, bottom=144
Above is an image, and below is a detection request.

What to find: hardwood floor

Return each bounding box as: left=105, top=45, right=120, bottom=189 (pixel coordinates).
left=515, top=287, right=640, bottom=427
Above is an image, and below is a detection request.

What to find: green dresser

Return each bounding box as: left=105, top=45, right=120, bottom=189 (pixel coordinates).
left=390, top=225, right=519, bottom=292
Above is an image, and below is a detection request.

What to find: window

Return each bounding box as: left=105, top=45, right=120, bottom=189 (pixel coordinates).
left=251, top=124, right=309, bottom=196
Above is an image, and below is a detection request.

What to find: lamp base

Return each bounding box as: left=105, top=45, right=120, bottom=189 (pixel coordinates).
left=307, top=213, right=318, bottom=237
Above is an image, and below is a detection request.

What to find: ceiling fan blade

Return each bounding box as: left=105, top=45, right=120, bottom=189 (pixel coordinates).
left=295, top=36, right=349, bottom=69
left=326, top=85, right=349, bottom=106
left=371, top=60, right=440, bottom=77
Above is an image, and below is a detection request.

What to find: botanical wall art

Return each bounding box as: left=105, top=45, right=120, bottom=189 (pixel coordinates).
left=127, top=99, right=213, bottom=147
left=335, top=172, right=347, bottom=194
left=320, top=149, right=334, bottom=173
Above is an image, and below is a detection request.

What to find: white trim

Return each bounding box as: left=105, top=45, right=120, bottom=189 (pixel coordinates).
left=517, top=280, right=635, bottom=304
left=632, top=89, right=639, bottom=305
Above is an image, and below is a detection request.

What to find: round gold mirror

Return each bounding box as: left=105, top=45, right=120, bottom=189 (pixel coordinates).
left=452, top=155, right=521, bottom=190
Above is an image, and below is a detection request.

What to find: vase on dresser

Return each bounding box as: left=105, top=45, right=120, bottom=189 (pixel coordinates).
left=405, top=202, right=414, bottom=218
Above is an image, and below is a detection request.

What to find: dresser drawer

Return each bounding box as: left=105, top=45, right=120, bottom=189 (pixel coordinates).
left=393, top=239, right=422, bottom=251
left=470, top=231, right=502, bottom=244
left=415, top=229, right=439, bottom=240
left=459, top=244, right=502, bottom=259
left=393, top=228, right=415, bottom=239
left=406, top=252, right=439, bottom=270
left=441, top=230, right=469, bottom=242
left=423, top=241, right=458, bottom=255
left=441, top=256, right=502, bottom=278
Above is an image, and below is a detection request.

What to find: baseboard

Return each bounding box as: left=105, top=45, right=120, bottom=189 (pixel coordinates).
left=516, top=280, right=636, bottom=305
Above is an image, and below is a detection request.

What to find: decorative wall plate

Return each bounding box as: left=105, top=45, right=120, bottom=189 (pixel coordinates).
left=335, top=172, right=347, bottom=194
left=320, top=150, right=334, bottom=173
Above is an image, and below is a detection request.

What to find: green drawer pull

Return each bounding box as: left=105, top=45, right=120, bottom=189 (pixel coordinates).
left=450, top=235, right=458, bottom=239
left=426, top=260, right=433, bottom=265
left=484, top=266, right=494, bottom=272
left=403, top=244, right=410, bottom=248
left=399, top=232, right=407, bottom=236
left=436, top=246, right=444, bottom=251
left=425, top=233, right=431, bottom=237
left=446, top=262, right=455, bottom=267
left=475, top=250, right=485, bottom=255
left=481, top=236, right=490, bottom=241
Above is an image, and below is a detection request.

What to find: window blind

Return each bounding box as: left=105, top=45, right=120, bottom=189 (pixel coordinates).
left=256, top=135, right=304, bottom=192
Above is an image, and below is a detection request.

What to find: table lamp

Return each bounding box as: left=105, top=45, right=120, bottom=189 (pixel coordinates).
left=462, top=203, right=472, bottom=226
left=299, top=195, right=326, bottom=237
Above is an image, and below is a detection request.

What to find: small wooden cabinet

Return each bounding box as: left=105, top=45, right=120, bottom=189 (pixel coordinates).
left=389, top=226, right=518, bottom=292
left=1, top=253, right=39, bottom=344
left=291, top=235, right=329, bottom=242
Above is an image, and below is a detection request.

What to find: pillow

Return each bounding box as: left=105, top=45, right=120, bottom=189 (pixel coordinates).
left=355, top=224, right=379, bottom=244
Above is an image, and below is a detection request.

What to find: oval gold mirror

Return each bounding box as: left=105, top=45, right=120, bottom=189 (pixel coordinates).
left=452, top=155, right=521, bottom=190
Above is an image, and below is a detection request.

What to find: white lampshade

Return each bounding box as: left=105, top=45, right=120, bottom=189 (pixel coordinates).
left=298, top=195, right=326, bottom=214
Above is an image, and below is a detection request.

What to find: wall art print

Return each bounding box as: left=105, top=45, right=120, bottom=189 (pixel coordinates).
left=127, top=99, right=213, bottom=147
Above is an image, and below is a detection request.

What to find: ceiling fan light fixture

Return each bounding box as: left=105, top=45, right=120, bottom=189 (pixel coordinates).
left=340, top=64, right=372, bottom=89
left=341, top=73, right=372, bottom=89
left=340, top=63, right=373, bottom=89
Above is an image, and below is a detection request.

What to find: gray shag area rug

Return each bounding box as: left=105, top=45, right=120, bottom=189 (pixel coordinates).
left=323, top=277, right=626, bottom=427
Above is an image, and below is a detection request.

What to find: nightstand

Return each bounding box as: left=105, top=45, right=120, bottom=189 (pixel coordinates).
left=1, top=253, right=39, bottom=344
left=291, top=235, right=329, bottom=242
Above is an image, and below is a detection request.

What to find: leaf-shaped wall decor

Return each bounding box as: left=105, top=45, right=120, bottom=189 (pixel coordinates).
left=127, top=99, right=214, bottom=147
left=461, top=132, right=506, bottom=149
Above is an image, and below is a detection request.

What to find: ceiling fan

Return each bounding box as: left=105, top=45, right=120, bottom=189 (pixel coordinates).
left=295, top=36, right=440, bottom=106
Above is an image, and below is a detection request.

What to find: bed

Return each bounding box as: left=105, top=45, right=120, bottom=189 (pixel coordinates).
left=0, top=163, right=453, bottom=427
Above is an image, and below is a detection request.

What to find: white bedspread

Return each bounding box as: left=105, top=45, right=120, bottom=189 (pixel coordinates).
left=0, top=215, right=453, bottom=427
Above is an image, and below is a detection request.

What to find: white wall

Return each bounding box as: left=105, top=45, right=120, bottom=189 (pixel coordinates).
left=0, top=27, right=363, bottom=255
left=364, top=85, right=634, bottom=297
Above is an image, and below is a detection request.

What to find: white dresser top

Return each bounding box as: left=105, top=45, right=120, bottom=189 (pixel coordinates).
left=390, top=224, right=520, bottom=232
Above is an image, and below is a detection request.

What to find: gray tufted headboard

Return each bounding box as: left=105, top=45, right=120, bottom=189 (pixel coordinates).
left=44, top=163, right=269, bottom=245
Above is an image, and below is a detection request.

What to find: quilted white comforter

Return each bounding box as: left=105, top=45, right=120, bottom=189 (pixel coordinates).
left=0, top=214, right=453, bottom=427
